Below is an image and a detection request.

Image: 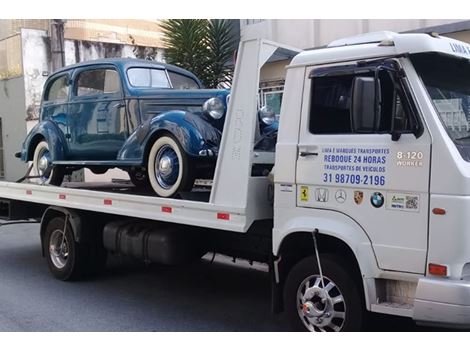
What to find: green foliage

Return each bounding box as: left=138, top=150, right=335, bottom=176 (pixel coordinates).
left=160, top=19, right=236, bottom=88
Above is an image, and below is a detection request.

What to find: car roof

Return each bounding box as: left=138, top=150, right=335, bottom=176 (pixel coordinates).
left=50, top=58, right=201, bottom=83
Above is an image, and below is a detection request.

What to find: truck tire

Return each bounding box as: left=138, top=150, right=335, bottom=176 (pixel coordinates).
left=147, top=134, right=194, bottom=197
left=283, top=254, right=364, bottom=332
left=43, top=217, right=88, bottom=281
left=32, top=141, right=64, bottom=186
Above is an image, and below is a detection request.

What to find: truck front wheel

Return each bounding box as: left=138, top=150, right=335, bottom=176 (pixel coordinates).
left=283, top=254, right=364, bottom=332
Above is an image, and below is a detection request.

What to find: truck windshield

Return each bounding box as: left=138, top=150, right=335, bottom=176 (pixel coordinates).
left=411, top=53, right=470, bottom=149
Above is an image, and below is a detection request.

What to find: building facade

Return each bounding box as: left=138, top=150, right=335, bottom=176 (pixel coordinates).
left=240, top=19, right=470, bottom=118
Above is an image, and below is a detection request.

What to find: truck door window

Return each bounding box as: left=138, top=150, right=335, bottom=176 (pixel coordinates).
left=309, top=67, right=413, bottom=135
left=309, top=75, right=355, bottom=134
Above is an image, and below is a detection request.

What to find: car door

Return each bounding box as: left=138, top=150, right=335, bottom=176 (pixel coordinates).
left=295, top=59, right=431, bottom=274
left=68, top=66, right=126, bottom=160
left=41, top=73, right=70, bottom=158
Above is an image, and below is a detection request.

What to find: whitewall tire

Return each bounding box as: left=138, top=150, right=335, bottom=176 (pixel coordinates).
left=147, top=134, right=194, bottom=197
left=32, top=141, right=64, bottom=185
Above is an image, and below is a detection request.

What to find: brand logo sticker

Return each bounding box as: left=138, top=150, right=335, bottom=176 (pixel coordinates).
left=300, top=186, right=309, bottom=202
left=354, top=191, right=363, bottom=205
left=315, top=188, right=329, bottom=202
left=335, top=189, right=347, bottom=203
left=370, top=192, right=384, bottom=208
left=386, top=193, right=420, bottom=212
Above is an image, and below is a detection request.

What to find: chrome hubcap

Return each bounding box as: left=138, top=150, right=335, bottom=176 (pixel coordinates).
left=37, top=148, right=52, bottom=179
left=297, top=275, right=346, bottom=332
left=49, top=229, right=69, bottom=269
left=155, top=145, right=179, bottom=190
left=158, top=155, right=173, bottom=175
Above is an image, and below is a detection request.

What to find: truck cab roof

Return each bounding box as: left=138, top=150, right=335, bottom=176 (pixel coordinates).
left=290, top=31, right=470, bottom=67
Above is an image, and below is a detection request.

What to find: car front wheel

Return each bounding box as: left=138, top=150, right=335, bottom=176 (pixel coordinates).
left=147, top=134, right=194, bottom=197
left=32, top=141, right=64, bottom=185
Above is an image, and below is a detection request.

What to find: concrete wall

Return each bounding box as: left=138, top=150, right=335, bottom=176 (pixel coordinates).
left=22, top=29, right=50, bottom=126
left=63, top=39, right=165, bottom=66
left=0, top=77, right=28, bottom=180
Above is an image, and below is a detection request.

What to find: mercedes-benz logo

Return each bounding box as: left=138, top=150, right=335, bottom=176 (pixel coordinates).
left=335, top=189, right=347, bottom=203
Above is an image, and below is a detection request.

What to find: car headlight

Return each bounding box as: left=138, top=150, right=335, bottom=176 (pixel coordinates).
left=203, top=97, right=225, bottom=120
left=258, top=106, right=276, bottom=125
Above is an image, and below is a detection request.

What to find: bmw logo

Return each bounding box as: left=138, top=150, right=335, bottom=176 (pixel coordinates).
left=370, top=192, right=384, bottom=208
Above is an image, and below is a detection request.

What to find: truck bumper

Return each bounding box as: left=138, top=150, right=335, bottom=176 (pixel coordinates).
left=413, top=277, right=470, bottom=329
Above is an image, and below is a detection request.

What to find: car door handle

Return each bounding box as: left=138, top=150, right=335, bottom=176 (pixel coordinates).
left=299, top=151, right=318, bottom=157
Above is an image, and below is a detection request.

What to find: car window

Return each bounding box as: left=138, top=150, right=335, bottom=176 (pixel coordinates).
left=45, top=75, right=69, bottom=102
left=167, top=71, right=200, bottom=89
left=76, top=69, right=120, bottom=96
left=127, top=68, right=171, bottom=88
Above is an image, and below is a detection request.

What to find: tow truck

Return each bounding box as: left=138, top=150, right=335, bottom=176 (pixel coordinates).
left=2, top=31, right=470, bottom=331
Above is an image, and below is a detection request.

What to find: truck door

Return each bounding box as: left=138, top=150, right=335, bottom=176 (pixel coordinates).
left=295, top=59, right=431, bottom=274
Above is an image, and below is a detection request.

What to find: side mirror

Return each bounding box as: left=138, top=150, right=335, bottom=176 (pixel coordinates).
left=351, top=76, right=381, bottom=133
left=391, top=117, right=405, bottom=141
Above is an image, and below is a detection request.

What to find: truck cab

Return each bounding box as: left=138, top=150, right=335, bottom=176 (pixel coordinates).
left=273, top=31, right=470, bottom=331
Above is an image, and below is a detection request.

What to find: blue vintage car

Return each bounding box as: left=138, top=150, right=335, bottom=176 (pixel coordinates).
left=17, top=58, right=278, bottom=197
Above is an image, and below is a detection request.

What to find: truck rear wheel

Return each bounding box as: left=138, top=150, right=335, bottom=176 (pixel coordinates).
left=44, top=217, right=87, bottom=281
left=283, top=254, right=364, bottom=332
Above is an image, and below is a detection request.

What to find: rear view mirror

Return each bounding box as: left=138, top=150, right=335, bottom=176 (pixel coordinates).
left=351, top=76, right=380, bottom=133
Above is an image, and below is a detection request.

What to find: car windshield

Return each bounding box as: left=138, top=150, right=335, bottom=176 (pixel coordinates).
left=411, top=53, right=470, bottom=143
left=127, top=67, right=200, bottom=89
left=127, top=68, right=171, bottom=88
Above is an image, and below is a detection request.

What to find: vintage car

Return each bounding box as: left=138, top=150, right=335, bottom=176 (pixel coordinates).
left=17, top=58, right=278, bottom=197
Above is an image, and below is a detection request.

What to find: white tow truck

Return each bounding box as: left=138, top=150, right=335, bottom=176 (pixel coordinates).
left=2, top=31, right=470, bottom=331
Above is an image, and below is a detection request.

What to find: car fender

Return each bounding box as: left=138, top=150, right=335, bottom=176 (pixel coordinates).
left=118, top=110, right=221, bottom=161
left=260, top=120, right=279, bottom=136
left=21, top=120, right=67, bottom=161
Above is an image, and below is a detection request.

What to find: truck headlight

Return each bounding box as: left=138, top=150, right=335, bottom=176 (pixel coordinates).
left=203, top=97, right=225, bottom=120
left=258, top=106, right=276, bottom=125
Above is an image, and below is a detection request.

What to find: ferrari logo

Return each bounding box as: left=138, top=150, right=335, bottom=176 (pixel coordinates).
left=300, top=186, right=309, bottom=202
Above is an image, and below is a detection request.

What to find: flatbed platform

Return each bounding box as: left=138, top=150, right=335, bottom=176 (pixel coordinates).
left=0, top=180, right=250, bottom=232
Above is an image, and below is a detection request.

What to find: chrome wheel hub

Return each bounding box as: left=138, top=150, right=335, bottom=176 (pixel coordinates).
left=36, top=148, right=52, bottom=180
left=297, top=275, right=346, bottom=332
left=158, top=155, right=173, bottom=176
left=154, top=145, right=179, bottom=190
left=49, top=229, right=69, bottom=269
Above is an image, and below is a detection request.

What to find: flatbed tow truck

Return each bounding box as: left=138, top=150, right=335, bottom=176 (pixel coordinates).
left=2, top=31, right=470, bottom=331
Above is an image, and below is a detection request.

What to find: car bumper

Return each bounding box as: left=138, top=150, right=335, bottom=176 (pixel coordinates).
left=413, top=277, right=470, bottom=329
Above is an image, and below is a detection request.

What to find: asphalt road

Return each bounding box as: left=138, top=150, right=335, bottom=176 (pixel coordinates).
left=0, top=222, right=459, bottom=332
